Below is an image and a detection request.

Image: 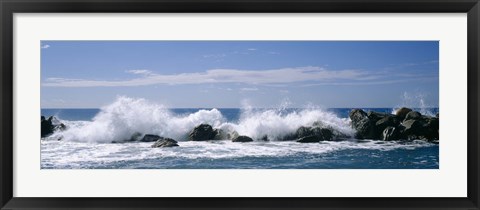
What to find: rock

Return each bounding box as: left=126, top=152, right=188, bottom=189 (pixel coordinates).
left=140, top=134, right=161, bottom=142
left=367, top=111, right=392, bottom=121
left=297, top=135, right=323, bottom=143
left=260, top=135, right=269, bottom=141
left=349, top=109, right=368, bottom=127
left=382, top=126, right=400, bottom=141
left=401, top=119, right=424, bottom=138
left=375, top=116, right=400, bottom=136
left=212, top=129, right=227, bottom=140
left=212, top=128, right=240, bottom=140
left=423, top=117, right=439, bottom=140
left=395, top=107, right=413, bottom=120
left=41, top=116, right=66, bottom=138
left=354, top=118, right=378, bottom=139
left=188, top=124, right=217, bottom=141
left=436, top=113, right=439, bottom=118
left=349, top=109, right=377, bottom=139
left=319, top=128, right=334, bottom=140
left=232, top=135, right=253, bottom=142
left=294, top=126, right=336, bottom=141
left=348, top=108, right=438, bottom=141
left=151, top=138, right=179, bottom=148
left=41, top=116, right=55, bottom=137
left=295, top=126, right=315, bottom=138
left=404, top=111, right=422, bottom=121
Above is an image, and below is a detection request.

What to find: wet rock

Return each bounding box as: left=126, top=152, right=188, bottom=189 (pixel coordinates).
left=349, top=109, right=377, bottom=139
left=404, top=111, right=422, bottom=121
left=422, top=116, right=439, bottom=140
left=375, top=116, right=400, bottom=136
left=212, top=129, right=239, bottom=140
left=260, top=135, right=269, bottom=141
left=232, top=135, right=253, bottom=142
left=382, top=126, right=400, bottom=141
left=294, top=126, right=336, bottom=141
left=140, top=134, right=161, bottom=142
left=401, top=119, right=424, bottom=137
left=213, top=129, right=227, bottom=140
left=297, top=135, right=323, bottom=143
left=188, top=124, right=217, bottom=141
left=395, top=107, right=413, bottom=120
left=151, top=138, right=179, bottom=148
left=367, top=111, right=392, bottom=121
left=349, top=109, right=368, bottom=127
left=41, top=116, right=66, bottom=138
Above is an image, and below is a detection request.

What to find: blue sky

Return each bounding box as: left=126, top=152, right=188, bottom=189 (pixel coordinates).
left=41, top=41, right=439, bottom=108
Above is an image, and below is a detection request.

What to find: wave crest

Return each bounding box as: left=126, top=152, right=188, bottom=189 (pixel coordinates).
left=48, top=96, right=354, bottom=143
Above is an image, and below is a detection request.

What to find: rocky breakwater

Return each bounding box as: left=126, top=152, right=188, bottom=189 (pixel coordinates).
left=349, top=107, right=439, bottom=141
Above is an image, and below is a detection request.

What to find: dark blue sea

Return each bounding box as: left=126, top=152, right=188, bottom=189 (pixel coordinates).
left=41, top=101, right=439, bottom=169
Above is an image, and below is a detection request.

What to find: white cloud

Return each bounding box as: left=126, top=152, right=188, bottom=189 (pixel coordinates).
left=42, top=66, right=430, bottom=88
left=41, top=44, right=50, bottom=49
left=126, top=69, right=153, bottom=76
left=240, top=87, right=259, bottom=91
left=247, top=48, right=257, bottom=51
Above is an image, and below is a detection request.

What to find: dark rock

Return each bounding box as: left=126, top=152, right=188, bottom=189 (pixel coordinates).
left=395, top=107, right=413, bottom=120
left=349, top=109, right=378, bottom=139
left=295, top=126, right=315, bottom=138
left=423, top=117, right=439, bottom=140
left=294, top=126, right=336, bottom=141
left=354, top=118, right=378, bottom=139
left=140, top=134, right=161, bottom=142
left=188, top=124, right=217, bottom=141
left=320, top=128, right=333, bottom=140
left=260, top=135, right=269, bottom=141
left=382, top=126, right=400, bottom=141
left=41, top=116, right=55, bottom=137
left=297, top=135, right=323, bottom=143
left=367, top=111, right=392, bottom=121
left=404, top=111, right=422, bottom=121
left=375, top=116, right=400, bottom=133
left=436, top=113, right=439, bottom=118
left=212, top=128, right=241, bottom=140
left=282, top=133, right=298, bottom=141
left=232, top=135, right=253, bottom=142
left=349, top=109, right=368, bottom=127
left=41, top=116, right=66, bottom=138
left=213, top=129, right=227, bottom=140
left=151, top=138, right=179, bottom=148
left=401, top=119, right=424, bottom=137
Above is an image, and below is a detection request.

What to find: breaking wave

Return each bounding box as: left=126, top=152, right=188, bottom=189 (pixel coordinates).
left=47, top=96, right=354, bottom=143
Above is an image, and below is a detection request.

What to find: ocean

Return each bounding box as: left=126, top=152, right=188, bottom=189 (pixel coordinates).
left=41, top=98, right=439, bottom=169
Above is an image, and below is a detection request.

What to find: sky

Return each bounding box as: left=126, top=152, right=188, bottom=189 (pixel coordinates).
left=41, top=41, right=439, bottom=108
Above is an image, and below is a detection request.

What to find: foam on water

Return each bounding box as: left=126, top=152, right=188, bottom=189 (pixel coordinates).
left=41, top=139, right=437, bottom=168
left=47, top=96, right=354, bottom=143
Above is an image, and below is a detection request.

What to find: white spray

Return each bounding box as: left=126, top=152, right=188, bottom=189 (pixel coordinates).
left=49, top=96, right=354, bottom=143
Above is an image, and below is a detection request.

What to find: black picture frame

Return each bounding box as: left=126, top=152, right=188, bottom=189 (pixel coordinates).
left=1, top=0, right=479, bottom=209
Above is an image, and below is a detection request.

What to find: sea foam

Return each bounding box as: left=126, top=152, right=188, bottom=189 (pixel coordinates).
left=48, top=96, right=354, bottom=143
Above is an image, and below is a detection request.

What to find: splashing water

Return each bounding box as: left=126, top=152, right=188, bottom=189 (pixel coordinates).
left=47, top=96, right=354, bottom=143
left=392, top=92, right=437, bottom=116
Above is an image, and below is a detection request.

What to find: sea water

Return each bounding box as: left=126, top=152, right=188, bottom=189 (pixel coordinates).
left=41, top=97, right=439, bottom=169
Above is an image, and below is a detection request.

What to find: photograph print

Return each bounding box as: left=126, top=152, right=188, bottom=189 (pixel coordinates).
left=40, top=41, right=439, bottom=169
